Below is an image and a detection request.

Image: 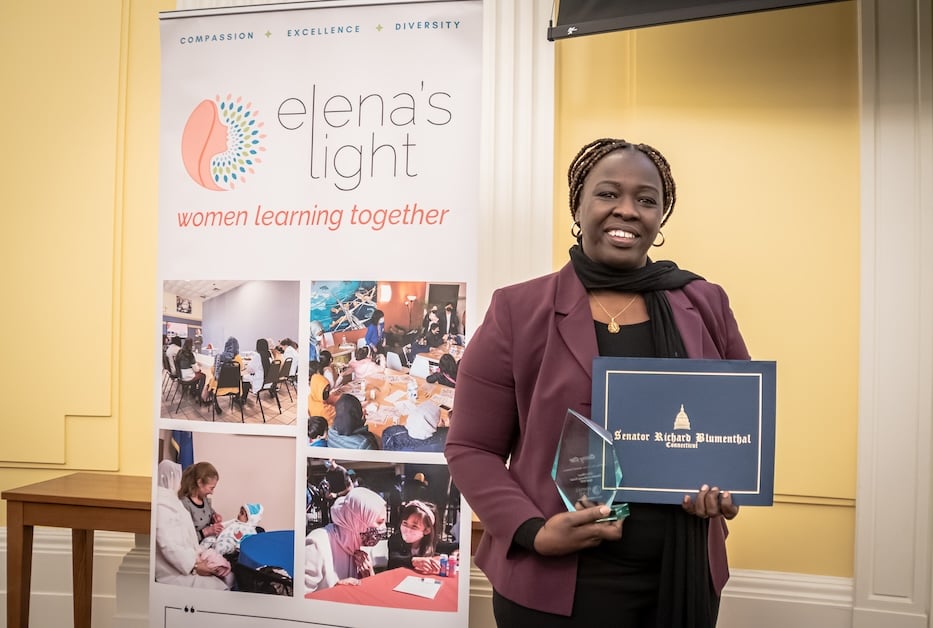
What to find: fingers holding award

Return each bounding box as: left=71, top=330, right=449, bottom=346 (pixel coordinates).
left=551, top=409, right=630, bottom=523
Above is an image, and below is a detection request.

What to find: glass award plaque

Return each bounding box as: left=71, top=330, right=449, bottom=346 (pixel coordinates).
left=551, top=409, right=629, bottom=521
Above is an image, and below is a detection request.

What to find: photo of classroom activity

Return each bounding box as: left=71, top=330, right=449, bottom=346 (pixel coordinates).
left=308, top=281, right=464, bottom=452
left=304, top=459, right=462, bottom=611
left=154, top=430, right=297, bottom=596
left=160, top=280, right=301, bottom=425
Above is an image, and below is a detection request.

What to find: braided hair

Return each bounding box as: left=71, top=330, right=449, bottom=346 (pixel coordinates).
left=567, top=138, right=677, bottom=237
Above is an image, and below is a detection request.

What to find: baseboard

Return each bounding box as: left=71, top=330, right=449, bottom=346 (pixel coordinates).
left=719, top=569, right=854, bottom=628
left=0, top=526, right=138, bottom=628
left=468, top=565, right=855, bottom=628
left=0, top=528, right=869, bottom=628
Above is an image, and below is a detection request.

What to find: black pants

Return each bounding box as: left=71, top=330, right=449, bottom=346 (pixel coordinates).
left=493, top=589, right=657, bottom=628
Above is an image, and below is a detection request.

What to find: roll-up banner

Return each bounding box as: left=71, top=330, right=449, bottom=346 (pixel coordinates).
left=155, top=2, right=480, bottom=626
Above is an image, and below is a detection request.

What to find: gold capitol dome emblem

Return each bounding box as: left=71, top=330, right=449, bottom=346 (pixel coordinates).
left=673, top=404, right=691, bottom=431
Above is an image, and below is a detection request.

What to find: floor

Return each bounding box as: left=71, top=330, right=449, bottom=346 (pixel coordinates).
left=160, top=375, right=299, bottom=425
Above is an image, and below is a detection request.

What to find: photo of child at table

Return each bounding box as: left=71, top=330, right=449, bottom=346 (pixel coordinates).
left=327, top=394, right=379, bottom=450
left=179, top=461, right=224, bottom=543
left=425, top=353, right=458, bottom=388
left=381, top=402, right=448, bottom=452
left=343, top=346, right=385, bottom=381
left=201, top=502, right=264, bottom=556
left=303, top=460, right=464, bottom=611
left=307, top=361, right=336, bottom=422
left=304, top=486, right=388, bottom=592
left=308, top=415, right=329, bottom=447
left=387, top=500, right=460, bottom=574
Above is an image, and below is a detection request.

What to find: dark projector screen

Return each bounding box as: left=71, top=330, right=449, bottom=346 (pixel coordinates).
left=548, top=0, right=845, bottom=40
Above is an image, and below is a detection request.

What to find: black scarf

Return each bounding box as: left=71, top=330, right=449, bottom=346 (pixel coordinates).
left=569, top=244, right=702, bottom=359
left=570, top=244, right=719, bottom=628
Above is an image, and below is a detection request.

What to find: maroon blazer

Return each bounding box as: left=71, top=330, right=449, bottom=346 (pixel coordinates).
left=445, top=262, right=750, bottom=616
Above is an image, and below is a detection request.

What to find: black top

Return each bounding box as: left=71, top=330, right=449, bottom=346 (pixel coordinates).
left=508, top=319, right=716, bottom=626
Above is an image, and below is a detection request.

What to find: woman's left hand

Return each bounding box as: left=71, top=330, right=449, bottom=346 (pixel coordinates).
left=336, top=577, right=361, bottom=586
left=682, top=485, right=739, bottom=520
left=353, top=549, right=374, bottom=578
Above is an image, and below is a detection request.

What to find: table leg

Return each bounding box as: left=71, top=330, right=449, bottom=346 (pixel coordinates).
left=6, top=501, right=34, bottom=628
left=72, top=529, right=94, bottom=628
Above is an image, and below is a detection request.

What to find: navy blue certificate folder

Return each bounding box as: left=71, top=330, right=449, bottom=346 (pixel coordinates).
left=592, top=357, right=776, bottom=506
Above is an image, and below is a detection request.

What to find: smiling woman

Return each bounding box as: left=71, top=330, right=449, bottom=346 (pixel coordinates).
left=446, top=137, right=750, bottom=627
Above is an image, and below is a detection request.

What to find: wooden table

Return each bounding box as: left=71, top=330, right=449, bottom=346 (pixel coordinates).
left=3, top=473, right=151, bottom=628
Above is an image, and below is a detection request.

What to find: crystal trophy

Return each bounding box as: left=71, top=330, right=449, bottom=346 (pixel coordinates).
left=551, top=409, right=629, bottom=521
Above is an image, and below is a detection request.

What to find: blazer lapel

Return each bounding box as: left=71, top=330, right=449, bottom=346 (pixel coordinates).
left=554, top=264, right=598, bottom=378
left=666, top=289, right=702, bottom=358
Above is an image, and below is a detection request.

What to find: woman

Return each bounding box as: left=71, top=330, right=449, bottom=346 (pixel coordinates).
left=239, top=338, right=270, bottom=401
left=204, top=336, right=243, bottom=407
left=319, top=350, right=340, bottom=388
left=178, top=461, right=224, bottom=542
left=445, top=138, right=747, bottom=627
left=281, top=338, right=301, bottom=377
left=176, top=337, right=207, bottom=401
left=364, top=309, right=386, bottom=355
left=304, top=486, right=387, bottom=593
left=154, top=460, right=231, bottom=590
left=327, top=394, right=379, bottom=450
left=426, top=353, right=458, bottom=388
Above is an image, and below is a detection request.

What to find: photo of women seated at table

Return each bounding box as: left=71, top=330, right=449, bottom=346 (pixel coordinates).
left=307, top=280, right=465, bottom=452
left=304, top=458, right=464, bottom=612
left=154, top=429, right=296, bottom=596
left=160, top=279, right=300, bottom=426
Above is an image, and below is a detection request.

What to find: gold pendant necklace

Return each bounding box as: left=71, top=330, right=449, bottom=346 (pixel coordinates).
left=590, top=293, right=638, bottom=334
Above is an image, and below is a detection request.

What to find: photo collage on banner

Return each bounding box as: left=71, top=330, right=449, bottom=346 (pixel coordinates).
left=155, top=2, right=481, bottom=627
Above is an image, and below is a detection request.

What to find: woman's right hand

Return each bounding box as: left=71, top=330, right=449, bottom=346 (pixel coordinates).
left=193, top=556, right=214, bottom=576
left=204, top=521, right=224, bottom=537
left=532, top=505, right=623, bottom=556
left=412, top=556, right=440, bottom=574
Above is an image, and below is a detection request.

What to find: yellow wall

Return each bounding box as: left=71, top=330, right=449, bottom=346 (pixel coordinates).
left=554, top=2, right=859, bottom=576
left=1, top=0, right=859, bottom=579
left=0, top=0, right=170, bottom=508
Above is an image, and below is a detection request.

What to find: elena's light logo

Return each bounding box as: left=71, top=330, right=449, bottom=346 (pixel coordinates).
left=180, top=94, right=266, bottom=191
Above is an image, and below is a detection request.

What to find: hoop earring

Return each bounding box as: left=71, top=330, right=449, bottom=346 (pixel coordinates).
left=571, top=222, right=582, bottom=240
left=652, top=231, right=665, bottom=247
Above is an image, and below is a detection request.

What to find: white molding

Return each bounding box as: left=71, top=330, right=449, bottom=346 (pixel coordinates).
left=0, top=527, right=138, bottom=628
left=467, top=566, right=859, bottom=628
left=718, top=571, right=854, bottom=628
left=0, top=530, right=875, bottom=628
left=475, top=0, right=555, bottom=312
left=854, top=1, right=933, bottom=625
